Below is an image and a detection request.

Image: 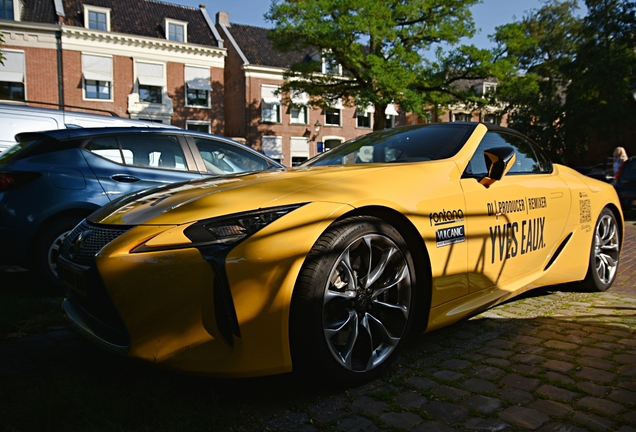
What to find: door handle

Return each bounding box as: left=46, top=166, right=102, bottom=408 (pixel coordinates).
left=111, top=174, right=141, bottom=183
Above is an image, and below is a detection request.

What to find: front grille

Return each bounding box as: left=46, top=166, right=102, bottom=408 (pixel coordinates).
left=61, top=220, right=132, bottom=266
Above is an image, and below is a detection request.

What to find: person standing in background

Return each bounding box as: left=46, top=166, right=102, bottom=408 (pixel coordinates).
left=614, top=147, right=628, bottom=177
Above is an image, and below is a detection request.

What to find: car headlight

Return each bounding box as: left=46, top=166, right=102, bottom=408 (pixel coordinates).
left=132, top=204, right=307, bottom=253
left=184, top=204, right=307, bottom=246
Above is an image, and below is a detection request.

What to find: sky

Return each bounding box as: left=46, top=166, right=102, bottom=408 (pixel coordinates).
left=177, top=0, right=587, bottom=49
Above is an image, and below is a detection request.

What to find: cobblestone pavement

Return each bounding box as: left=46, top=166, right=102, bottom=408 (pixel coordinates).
left=260, top=222, right=636, bottom=432
left=1, top=223, right=636, bottom=431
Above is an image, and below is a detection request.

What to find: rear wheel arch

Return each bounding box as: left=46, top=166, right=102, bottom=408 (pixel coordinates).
left=578, top=205, right=622, bottom=292
left=28, top=208, right=95, bottom=254
left=27, top=208, right=95, bottom=290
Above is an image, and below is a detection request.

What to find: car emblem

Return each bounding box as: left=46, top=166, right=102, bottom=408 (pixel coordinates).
left=69, top=230, right=92, bottom=259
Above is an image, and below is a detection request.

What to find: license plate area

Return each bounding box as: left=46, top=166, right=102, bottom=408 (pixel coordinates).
left=57, top=259, right=88, bottom=296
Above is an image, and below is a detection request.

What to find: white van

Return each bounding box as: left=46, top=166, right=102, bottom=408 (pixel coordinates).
left=0, top=103, right=177, bottom=152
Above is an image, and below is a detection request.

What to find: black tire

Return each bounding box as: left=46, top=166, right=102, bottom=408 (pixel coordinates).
left=290, top=216, right=418, bottom=385
left=30, top=216, right=83, bottom=291
left=579, top=207, right=621, bottom=292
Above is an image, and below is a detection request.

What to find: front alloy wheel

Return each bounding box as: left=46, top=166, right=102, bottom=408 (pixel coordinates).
left=291, top=216, right=417, bottom=384
left=323, top=234, right=411, bottom=372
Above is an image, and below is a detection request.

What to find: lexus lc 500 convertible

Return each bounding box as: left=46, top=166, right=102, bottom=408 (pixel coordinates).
left=58, top=122, right=623, bottom=384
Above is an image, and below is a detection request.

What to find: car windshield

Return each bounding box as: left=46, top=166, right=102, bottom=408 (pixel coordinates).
left=304, top=123, right=475, bottom=167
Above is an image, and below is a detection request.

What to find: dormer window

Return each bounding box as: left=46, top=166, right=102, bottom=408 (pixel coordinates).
left=84, top=5, right=111, bottom=31
left=1, top=0, right=14, bottom=20
left=322, top=51, right=341, bottom=75
left=166, top=19, right=187, bottom=43
left=474, top=82, right=497, bottom=97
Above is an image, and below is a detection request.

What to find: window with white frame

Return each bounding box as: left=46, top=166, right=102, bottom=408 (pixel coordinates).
left=473, top=82, right=497, bottom=97
left=0, top=0, right=14, bottom=19
left=136, top=60, right=164, bottom=104
left=453, top=112, right=472, bottom=122
left=261, top=85, right=281, bottom=123
left=166, top=19, right=187, bottom=43
left=262, top=135, right=283, bottom=163
left=185, top=65, right=211, bottom=108
left=84, top=5, right=110, bottom=31
left=290, top=92, right=309, bottom=124
left=325, top=109, right=341, bottom=126
left=356, top=105, right=373, bottom=129
left=484, top=114, right=500, bottom=125
left=290, top=137, right=309, bottom=166
left=325, top=99, right=343, bottom=126
left=82, top=53, right=112, bottom=100
left=322, top=51, right=341, bottom=75
left=385, top=103, right=398, bottom=129
left=0, top=50, right=25, bottom=101
left=186, top=121, right=210, bottom=133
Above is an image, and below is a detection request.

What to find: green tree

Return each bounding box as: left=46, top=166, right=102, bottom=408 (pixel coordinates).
left=491, top=0, right=582, bottom=161
left=493, top=0, right=636, bottom=165
left=265, top=0, right=509, bottom=130
left=563, top=0, right=636, bottom=164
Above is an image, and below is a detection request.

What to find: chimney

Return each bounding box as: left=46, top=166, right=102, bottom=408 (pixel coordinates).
left=216, top=11, right=230, bottom=26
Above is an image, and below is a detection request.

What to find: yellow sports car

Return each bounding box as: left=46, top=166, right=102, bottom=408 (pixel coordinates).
left=58, top=123, right=623, bottom=383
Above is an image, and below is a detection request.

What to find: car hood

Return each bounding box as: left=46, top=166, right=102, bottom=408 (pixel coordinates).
left=88, top=165, right=396, bottom=226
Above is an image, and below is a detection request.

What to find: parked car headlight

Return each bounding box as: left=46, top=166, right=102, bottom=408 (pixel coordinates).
left=132, top=204, right=307, bottom=253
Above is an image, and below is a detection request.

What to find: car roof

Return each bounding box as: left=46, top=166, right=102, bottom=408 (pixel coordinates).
left=13, top=127, right=284, bottom=167
left=16, top=127, right=236, bottom=143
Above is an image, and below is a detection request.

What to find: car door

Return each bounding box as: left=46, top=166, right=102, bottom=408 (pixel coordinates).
left=460, top=131, right=572, bottom=293
left=82, top=132, right=204, bottom=201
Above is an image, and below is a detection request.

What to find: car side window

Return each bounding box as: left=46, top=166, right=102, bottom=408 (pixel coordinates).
left=118, top=134, right=186, bottom=170
left=85, top=134, right=186, bottom=170
left=85, top=136, right=129, bottom=164
left=194, top=137, right=270, bottom=174
left=465, top=132, right=551, bottom=177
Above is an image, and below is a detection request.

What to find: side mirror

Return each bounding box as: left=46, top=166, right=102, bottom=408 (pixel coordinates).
left=479, top=146, right=516, bottom=188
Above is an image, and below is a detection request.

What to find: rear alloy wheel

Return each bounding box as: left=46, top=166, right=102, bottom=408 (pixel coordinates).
left=291, top=217, right=417, bottom=384
left=582, top=208, right=620, bottom=292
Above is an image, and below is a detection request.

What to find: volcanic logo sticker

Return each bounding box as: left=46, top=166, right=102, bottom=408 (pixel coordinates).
left=436, top=225, right=466, bottom=247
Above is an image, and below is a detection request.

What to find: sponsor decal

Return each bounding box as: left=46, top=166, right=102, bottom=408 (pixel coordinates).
left=487, top=196, right=547, bottom=217
left=429, top=209, right=464, bottom=226
left=487, top=199, right=526, bottom=217
left=527, top=196, right=547, bottom=210
left=489, top=217, right=545, bottom=263
left=436, top=225, right=465, bottom=247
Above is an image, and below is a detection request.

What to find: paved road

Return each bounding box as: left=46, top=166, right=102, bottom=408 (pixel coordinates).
left=1, top=222, right=635, bottom=431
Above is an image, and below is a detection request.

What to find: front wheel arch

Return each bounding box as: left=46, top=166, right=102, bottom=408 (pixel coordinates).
left=289, top=212, right=431, bottom=384
left=341, top=207, right=432, bottom=333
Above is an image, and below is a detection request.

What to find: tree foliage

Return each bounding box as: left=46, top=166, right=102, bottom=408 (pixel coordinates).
left=563, top=0, right=636, bottom=164
left=494, top=0, right=636, bottom=165
left=265, top=0, right=510, bottom=130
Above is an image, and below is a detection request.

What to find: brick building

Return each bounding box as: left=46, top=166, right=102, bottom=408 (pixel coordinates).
left=1, top=1, right=504, bottom=166
left=0, top=0, right=226, bottom=134
left=215, top=11, right=406, bottom=165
